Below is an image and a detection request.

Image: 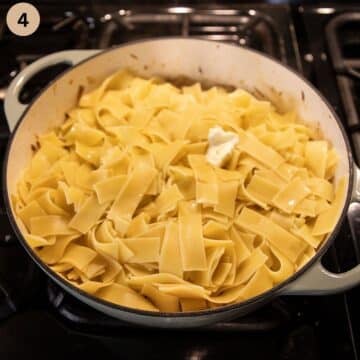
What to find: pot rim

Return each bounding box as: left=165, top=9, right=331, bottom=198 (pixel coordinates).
left=2, top=37, right=354, bottom=319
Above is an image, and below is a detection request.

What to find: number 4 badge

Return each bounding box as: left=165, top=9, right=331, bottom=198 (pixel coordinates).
left=6, top=2, right=40, bottom=37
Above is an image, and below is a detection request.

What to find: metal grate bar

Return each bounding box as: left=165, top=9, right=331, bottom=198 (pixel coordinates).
left=98, top=8, right=288, bottom=64
left=192, top=34, right=239, bottom=42
left=190, top=25, right=239, bottom=33
left=326, top=12, right=360, bottom=159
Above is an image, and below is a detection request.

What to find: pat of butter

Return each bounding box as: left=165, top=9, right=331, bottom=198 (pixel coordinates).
left=206, top=126, right=239, bottom=167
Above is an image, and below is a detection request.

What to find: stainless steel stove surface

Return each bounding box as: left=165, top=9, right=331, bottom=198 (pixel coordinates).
left=1, top=3, right=360, bottom=360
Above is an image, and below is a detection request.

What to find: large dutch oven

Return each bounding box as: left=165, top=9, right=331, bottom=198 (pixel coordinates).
left=3, top=38, right=360, bottom=328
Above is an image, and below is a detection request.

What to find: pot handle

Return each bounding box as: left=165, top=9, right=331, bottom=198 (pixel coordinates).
left=4, top=49, right=99, bottom=132
left=282, top=260, right=360, bottom=295
left=283, top=164, right=360, bottom=295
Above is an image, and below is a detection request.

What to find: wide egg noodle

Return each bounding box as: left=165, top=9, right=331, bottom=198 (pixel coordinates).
left=159, top=222, right=183, bottom=278
left=188, top=154, right=218, bottom=206
left=178, top=201, right=207, bottom=271
left=15, top=69, right=345, bottom=312
left=272, top=178, right=311, bottom=213
left=235, top=207, right=308, bottom=262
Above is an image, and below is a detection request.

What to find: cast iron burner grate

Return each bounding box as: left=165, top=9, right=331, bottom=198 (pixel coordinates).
left=326, top=12, right=360, bottom=163
left=97, top=5, right=301, bottom=71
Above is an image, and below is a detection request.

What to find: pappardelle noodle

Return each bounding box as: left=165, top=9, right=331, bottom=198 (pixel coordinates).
left=13, top=70, right=345, bottom=312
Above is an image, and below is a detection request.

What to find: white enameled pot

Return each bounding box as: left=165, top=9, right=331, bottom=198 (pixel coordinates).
left=3, top=38, right=360, bottom=328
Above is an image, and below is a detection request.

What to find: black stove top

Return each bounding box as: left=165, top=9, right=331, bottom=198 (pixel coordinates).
left=1, top=3, right=360, bottom=360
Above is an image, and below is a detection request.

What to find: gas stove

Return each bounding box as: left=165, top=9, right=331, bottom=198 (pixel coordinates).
left=1, top=3, right=360, bottom=360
